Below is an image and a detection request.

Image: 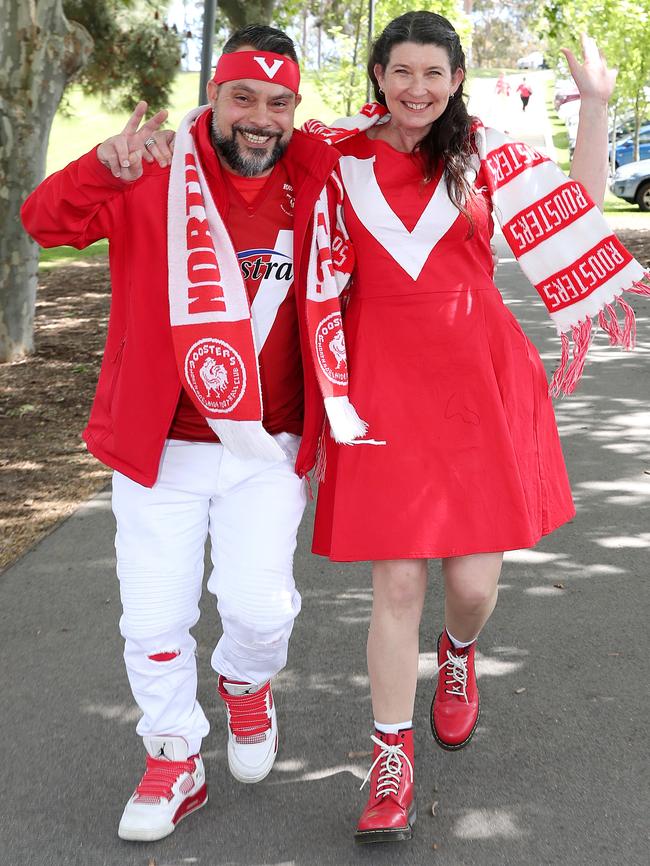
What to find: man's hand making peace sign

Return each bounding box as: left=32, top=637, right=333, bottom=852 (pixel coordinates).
left=97, top=101, right=175, bottom=182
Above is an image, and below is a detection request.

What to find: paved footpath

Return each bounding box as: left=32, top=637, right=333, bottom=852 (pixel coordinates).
left=2, top=86, right=649, bottom=866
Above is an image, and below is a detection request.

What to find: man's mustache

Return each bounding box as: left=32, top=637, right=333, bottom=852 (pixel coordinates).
left=233, top=124, right=282, bottom=140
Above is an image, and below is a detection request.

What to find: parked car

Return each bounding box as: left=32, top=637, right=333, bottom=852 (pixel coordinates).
left=609, top=159, right=650, bottom=211
left=609, top=123, right=650, bottom=168
left=554, top=78, right=580, bottom=110
left=517, top=51, right=545, bottom=69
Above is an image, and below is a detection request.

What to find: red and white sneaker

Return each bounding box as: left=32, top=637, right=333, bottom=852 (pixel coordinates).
left=355, top=729, right=416, bottom=844
left=430, top=629, right=480, bottom=750
left=218, top=676, right=278, bottom=784
left=118, top=736, right=207, bottom=841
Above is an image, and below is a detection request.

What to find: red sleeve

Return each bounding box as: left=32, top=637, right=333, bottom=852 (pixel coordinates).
left=21, top=147, right=128, bottom=249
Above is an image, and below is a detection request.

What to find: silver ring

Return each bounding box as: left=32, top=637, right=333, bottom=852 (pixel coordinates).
left=144, top=137, right=156, bottom=151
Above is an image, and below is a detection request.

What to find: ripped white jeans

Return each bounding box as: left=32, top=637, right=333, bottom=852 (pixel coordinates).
left=112, top=435, right=306, bottom=755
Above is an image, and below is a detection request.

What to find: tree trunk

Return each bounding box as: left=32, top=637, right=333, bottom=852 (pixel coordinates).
left=0, top=1, right=93, bottom=362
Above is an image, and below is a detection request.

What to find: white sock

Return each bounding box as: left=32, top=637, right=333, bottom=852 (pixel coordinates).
left=446, top=628, right=477, bottom=650
left=374, top=719, right=412, bottom=735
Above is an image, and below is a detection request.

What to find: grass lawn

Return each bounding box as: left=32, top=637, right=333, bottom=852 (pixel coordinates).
left=544, top=76, right=571, bottom=172
left=467, top=67, right=519, bottom=80
left=38, top=240, right=109, bottom=269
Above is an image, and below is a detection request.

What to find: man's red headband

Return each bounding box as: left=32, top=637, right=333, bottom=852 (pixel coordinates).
left=212, top=50, right=300, bottom=93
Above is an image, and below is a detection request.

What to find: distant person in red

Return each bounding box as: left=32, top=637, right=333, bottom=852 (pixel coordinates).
left=495, top=72, right=510, bottom=96
left=517, top=77, right=533, bottom=110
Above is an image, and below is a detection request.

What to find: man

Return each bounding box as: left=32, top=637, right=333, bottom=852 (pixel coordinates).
left=22, top=25, right=362, bottom=842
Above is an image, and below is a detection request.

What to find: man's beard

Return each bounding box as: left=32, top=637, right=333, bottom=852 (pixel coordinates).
left=211, top=116, right=288, bottom=177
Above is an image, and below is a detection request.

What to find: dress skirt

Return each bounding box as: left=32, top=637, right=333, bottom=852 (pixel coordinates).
left=312, top=284, right=576, bottom=561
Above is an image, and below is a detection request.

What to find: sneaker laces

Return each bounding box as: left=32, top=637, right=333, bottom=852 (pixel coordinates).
left=134, top=755, right=195, bottom=803
left=222, top=684, right=272, bottom=743
left=359, top=735, right=414, bottom=798
left=441, top=648, right=469, bottom=703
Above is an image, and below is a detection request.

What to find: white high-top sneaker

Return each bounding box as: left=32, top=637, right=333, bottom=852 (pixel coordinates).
left=217, top=676, right=278, bottom=783
left=118, top=735, right=207, bottom=841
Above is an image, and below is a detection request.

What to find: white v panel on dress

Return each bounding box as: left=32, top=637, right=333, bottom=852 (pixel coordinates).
left=338, top=154, right=461, bottom=281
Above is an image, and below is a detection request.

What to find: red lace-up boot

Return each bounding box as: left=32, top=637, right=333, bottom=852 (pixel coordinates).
left=355, top=729, right=416, bottom=844
left=118, top=735, right=207, bottom=841
left=218, top=676, right=278, bottom=783
left=430, top=629, right=480, bottom=750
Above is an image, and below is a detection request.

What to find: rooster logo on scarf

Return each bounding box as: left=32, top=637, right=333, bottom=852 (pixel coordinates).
left=199, top=358, right=229, bottom=397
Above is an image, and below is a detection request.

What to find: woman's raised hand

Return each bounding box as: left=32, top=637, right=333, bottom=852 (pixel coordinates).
left=561, top=34, right=617, bottom=106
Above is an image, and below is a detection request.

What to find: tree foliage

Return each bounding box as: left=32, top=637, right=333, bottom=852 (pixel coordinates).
left=219, top=0, right=277, bottom=29
left=63, top=0, right=182, bottom=111
left=0, top=0, right=181, bottom=361
left=471, top=0, right=539, bottom=68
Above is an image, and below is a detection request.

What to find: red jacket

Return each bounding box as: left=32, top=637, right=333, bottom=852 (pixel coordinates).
left=21, top=129, right=339, bottom=486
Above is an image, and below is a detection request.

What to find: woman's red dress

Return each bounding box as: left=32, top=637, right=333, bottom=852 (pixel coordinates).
left=312, top=133, right=576, bottom=561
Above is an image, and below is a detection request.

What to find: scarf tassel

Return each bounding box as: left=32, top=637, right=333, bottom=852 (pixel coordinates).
left=548, top=332, right=571, bottom=397
left=616, top=296, right=636, bottom=350
left=550, top=276, right=649, bottom=397
left=597, top=303, right=622, bottom=346
left=629, top=273, right=650, bottom=296
left=207, top=420, right=287, bottom=462
left=314, top=421, right=328, bottom=483
left=549, top=319, right=593, bottom=397
left=324, top=395, right=368, bottom=444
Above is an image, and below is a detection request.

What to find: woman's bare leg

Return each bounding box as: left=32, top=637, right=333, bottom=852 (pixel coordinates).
left=367, top=559, right=428, bottom=724
left=442, top=552, right=503, bottom=642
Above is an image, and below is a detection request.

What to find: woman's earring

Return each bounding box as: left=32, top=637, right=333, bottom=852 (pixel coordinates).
left=378, top=85, right=384, bottom=95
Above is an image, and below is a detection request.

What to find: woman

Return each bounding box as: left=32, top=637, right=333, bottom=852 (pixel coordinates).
left=310, top=12, right=646, bottom=844
left=517, top=77, right=533, bottom=111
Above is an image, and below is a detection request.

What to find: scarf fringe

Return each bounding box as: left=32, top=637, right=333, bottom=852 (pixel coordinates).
left=629, top=275, right=650, bottom=296
left=550, top=276, right=650, bottom=397
left=548, top=332, right=571, bottom=397
left=597, top=302, right=622, bottom=346
left=551, top=317, right=592, bottom=396
left=207, top=420, right=287, bottom=462
left=617, top=297, right=636, bottom=349
left=314, top=422, right=328, bottom=483
left=324, top=395, right=368, bottom=443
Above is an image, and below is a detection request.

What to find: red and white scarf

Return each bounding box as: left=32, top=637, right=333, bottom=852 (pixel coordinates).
left=167, top=106, right=366, bottom=460
left=304, top=105, right=650, bottom=395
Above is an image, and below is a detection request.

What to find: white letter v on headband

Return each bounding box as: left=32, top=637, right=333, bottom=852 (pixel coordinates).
left=254, top=56, right=284, bottom=79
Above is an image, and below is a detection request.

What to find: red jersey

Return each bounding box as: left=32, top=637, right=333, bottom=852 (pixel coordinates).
left=169, top=112, right=303, bottom=441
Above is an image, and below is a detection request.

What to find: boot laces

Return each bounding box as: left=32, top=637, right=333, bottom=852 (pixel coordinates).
left=134, top=755, right=195, bottom=803
left=222, top=684, right=271, bottom=744
left=360, top=735, right=414, bottom=797
left=442, top=648, right=469, bottom=703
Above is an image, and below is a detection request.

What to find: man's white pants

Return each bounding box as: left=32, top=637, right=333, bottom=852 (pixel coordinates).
left=112, top=436, right=306, bottom=756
